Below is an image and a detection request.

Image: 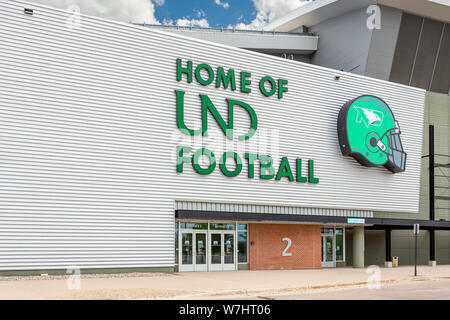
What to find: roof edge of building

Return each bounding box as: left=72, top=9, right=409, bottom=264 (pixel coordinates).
left=265, top=0, right=450, bottom=32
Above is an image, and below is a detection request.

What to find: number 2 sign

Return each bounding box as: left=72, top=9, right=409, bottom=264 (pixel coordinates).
left=282, top=237, right=293, bottom=257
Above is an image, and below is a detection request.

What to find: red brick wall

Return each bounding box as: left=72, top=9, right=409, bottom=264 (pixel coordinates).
left=249, top=223, right=322, bottom=270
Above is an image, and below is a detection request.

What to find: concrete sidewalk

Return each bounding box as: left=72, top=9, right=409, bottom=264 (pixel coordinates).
left=1, top=266, right=450, bottom=300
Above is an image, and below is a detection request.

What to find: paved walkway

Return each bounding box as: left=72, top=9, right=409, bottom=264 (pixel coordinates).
left=245, top=279, right=450, bottom=300
left=1, top=265, right=450, bottom=299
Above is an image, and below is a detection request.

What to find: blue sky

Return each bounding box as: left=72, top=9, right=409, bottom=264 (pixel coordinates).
left=29, top=0, right=313, bottom=30
left=155, top=0, right=256, bottom=28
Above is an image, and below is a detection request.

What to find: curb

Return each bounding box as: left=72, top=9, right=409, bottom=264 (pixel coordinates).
left=153, top=275, right=447, bottom=300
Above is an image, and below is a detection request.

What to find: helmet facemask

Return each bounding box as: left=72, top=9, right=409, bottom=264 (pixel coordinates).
left=385, top=121, right=407, bottom=173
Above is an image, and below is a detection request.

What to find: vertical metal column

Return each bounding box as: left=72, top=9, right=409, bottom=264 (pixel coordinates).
left=385, top=228, right=391, bottom=262
left=414, top=227, right=418, bottom=276
left=414, top=224, right=419, bottom=276
left=429, top=125, right=435, bottom=262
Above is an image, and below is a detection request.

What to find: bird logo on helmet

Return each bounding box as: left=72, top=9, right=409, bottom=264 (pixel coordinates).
left=337, top=95, right=407, bottom=173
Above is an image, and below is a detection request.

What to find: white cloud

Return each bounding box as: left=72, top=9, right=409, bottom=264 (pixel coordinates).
left=194, top=9, right=207, bottom=18
left=231, top=0, right=312, bottom=30
left=214, top=0, right=230, bottom=9
left=175, top=18, right=210, bottom=27
left=163, top=17, right=210, bottom=28
left=27, top=0, right=162, bottom=24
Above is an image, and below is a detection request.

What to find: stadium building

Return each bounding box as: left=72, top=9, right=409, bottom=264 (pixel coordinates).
left=0, top=0, right=449, bottom=274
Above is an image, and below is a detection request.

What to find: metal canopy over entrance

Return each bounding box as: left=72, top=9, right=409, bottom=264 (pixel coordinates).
left=176, top=210, right=450, bottom=230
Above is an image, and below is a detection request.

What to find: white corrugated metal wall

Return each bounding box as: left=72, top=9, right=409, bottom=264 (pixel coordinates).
left=0, top=0, right=425, bottom=271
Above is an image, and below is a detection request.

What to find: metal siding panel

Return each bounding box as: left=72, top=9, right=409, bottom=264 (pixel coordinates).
left=175, top=201, right=372, bottom=218
left=389, top=13, right=423, bottom=85
left=365, top=6, right=403, bottom=81
left=410, top=18, right=444, bottom=90
left=0, top=0, right=424, bottom=271
left=430, top=24, right=450, bottom=94
left=310, top=7, right=372, bottom=75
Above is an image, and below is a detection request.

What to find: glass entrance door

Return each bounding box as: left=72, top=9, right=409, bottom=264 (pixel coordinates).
left=223, top=233, right=235, bottom=271
left=322, top=234, right=335, bottom=268
left=321, top=227, right=345, bottom=268
left=209, top=231, right=236, bottom=271
left=179, top=231, right=207, bottom=272
left=195, top=232, right=207, bottom=271
left=209, top=233, right=222, bottom=271
left=180, top=232, right=194, bottom=272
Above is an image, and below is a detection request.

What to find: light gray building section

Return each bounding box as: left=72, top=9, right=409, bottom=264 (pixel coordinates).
left=307, top=5, right=405, bottom=80
left=307, top=6, right=449, bottom=94
left=309, top=7, right=373, bottom=75
left=265, top=1, right=450, bottom=95
left=365, top=6, right=403, bottom=81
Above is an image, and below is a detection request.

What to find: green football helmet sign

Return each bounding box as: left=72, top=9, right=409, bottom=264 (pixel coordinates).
left=338, top=95, right=406, bottom=173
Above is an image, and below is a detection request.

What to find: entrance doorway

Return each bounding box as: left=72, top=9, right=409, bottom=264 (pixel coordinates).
left=179, top=230, right=207, bottom=272
left=177, top=222, right=246, bottom=272
left=321, top=227, right=345, bottom=268
left=322, top=231, right=335, bottom=267
left=209, top=231, right=235, bottom=271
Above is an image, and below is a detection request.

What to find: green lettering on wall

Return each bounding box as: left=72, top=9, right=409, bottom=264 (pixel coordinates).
left=244, top=153, right=259, bottom=178
left=192, top=148, right=216, bottom=175
left=220, top=152, right=243, bottom=177
left=176, top=58, right=192, bottom=83
left=260, top=155, right=275, bottom=179
left=296, top=158, right=307, bottom=182
left=216, top=67, right=236, bottom=91
left=275, top=157, right=294, bottom=181
left=227, top=99, right=258, bottom=140
left=195, top=63, right=214, bottom=86
left=240, top=71, right=252, bottom=93
left=308, top=160, right=319, bottom=183
left=177, top=146, right=192, bottom=173
left=259, top=76, right=276, bottom=97
left=200, top=94, right=233, bottom=139
left=175, top=90, right=202, bottom=135
left=176, top=91, right=258, bottom=140
left=278, top=79, right=288, bottom=99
